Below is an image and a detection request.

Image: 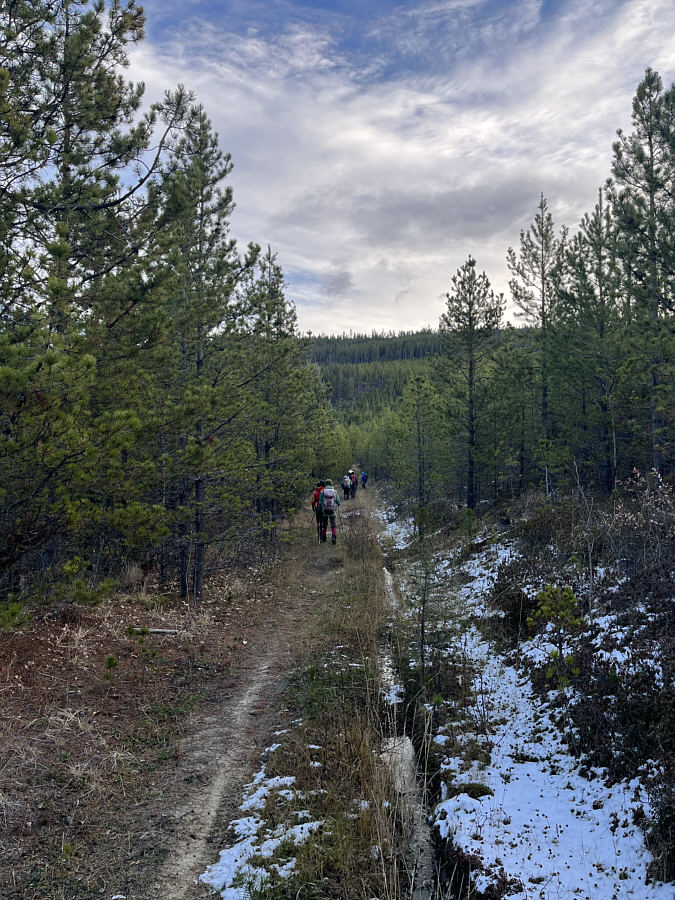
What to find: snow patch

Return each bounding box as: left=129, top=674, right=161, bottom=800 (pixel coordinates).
left=425, top=536, right=672, bottom=899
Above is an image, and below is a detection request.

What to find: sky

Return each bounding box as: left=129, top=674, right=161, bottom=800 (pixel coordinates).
left=129, top=0, right=675, bottom=335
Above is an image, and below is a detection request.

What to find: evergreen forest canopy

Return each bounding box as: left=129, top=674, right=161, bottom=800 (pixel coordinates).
left=0, top=0, right=672, bottom=612
left=309, top=330, right=441, bottom=425
left=317, top=70, right=673, bottom=514
left=0, top=0, right=351, bottom=606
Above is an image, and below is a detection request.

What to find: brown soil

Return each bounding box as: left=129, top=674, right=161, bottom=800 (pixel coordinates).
left=0, top=518, right=326, bottom=899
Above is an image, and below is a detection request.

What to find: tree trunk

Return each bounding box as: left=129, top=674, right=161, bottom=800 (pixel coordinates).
left=416, top=407, right=426, bottom=539
left=600, top=392, right=613, bottom=496
left=178, top=476, right=189, bottom=600
left=467, top=357, right=476, bottom=509
left=518, top=408, right=526, bottom=494
left=193, top=476, right=204, bottom=600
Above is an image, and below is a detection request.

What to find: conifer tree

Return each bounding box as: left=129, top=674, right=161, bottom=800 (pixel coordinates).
left=239, top=247, right=317, bottom=530
left=439, top=257, right=504, bottom=509
left=555, top=190, right=623, bottom=493
left=391, top=376, right=445, bottom=536
left=156, top=104, right=258, bottom=598
left=0, top=1, right=193, bottom=595
left=507, top=195, right=567, bottom=463
left=608, top=68, right=674, bottom=474
left=486, top=327, right=539, bottom=496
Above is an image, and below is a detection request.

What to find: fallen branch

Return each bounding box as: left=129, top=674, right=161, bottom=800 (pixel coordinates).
left=131, top=627, right=181, bottom=635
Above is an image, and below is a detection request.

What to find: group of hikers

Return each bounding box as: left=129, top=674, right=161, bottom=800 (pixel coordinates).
left=341, top=468, right=368, bottom=500
left=311, top=469, right=368, bottom=545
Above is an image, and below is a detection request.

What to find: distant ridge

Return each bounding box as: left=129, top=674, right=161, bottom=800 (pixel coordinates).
left=308, top=330, right=441, bottom=424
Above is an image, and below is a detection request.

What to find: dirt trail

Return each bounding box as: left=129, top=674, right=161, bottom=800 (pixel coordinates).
left=127, top=585, right=315, bottom=900
left=0, top=508, right=355, bottom=899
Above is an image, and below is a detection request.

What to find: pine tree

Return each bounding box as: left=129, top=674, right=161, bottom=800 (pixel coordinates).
left=608, top=68, right=674, bottom=474
left=488, top=327, right=540, bottom=496
left=0, top=1, right=187, bottom=594
left=439, top=257, right=504, bottom=509
left=156, top=104, right=258, bottom=598
left=554, top=190, right=624, bottom=493
left=390, top=376, right=446, bottom=537
left=240, top=247, right=317, bottom=533
left=507, top=195, right=567, bottom=459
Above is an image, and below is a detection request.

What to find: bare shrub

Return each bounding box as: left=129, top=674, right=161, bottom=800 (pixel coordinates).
left=512, top=497, right=577, bottom=557
left=489, top=557, right=544, bottom=645
left=602, top=469, right=674, bottom=575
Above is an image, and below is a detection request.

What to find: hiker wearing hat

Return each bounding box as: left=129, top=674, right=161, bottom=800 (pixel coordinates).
left=349, top=469, right=357, bottom=499
left=319, top=479, right=340, bottom=544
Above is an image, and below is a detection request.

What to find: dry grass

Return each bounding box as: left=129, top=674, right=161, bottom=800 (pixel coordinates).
left=230, top=495, right=416, bottom=899
left=0, top=552, right=295, bottom=899
left=0, top=493, right=412, bottom=898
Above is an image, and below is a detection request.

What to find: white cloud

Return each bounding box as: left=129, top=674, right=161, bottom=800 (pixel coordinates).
left=130, top=0, right=675, bottom=334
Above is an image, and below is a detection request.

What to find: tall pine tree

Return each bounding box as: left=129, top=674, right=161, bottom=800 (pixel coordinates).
left=608, top=69, right=674, bottom=475
left=439, top=257, right=504, bottom=509
left=507, top=195, right=567, bottom=490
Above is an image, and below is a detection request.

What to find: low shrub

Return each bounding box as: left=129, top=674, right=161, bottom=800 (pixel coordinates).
left=489, top=557, right=542, bottom=644
left=645, top=773, right=674, bottom=884
left=571, top=655, right=673, bottom=781
left=512, top=498, right=576, bottom=556
left=0, top=600, right=32, bottom=630
left=445, top=782, right=494, bottom=800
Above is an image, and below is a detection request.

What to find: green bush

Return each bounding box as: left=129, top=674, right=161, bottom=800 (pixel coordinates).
left=0, top=601, right=32, bottom=630
left=527, top=585, right=584, bottom=654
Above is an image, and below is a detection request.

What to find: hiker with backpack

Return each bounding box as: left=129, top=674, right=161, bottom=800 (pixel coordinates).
left=360, top=471, right=368, bottom=489
left=319, top=479, right=340, bottom=544
left=342, top=474, right=351, bottom=500
left=311, top=480, right=326, bottom=543
left=349, top=469, right=357, bottom=499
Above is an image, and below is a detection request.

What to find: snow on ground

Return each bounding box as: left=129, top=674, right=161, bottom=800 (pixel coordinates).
left=374, top=506, right=415, bottom=549
left=425, top=537, right=672, bottom=900
left=433, top=641, right=669, bottom=899
left=199, top=760, right=322, bottom=898
left=456, top=540, right=517, bottom=595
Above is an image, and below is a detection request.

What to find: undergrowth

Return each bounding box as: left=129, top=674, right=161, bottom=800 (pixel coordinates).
left=229, top=497, right=411, bottom=899
left=387, top=478, right=674, bottom=894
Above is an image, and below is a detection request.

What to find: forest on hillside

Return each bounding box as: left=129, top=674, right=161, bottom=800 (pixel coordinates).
left=0, top=1, right=352, bottom=614
left=309, top=330, right=440, bottom=425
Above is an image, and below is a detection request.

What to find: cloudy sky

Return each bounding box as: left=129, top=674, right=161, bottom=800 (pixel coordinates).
left=130, top=0, right=674, bottom=334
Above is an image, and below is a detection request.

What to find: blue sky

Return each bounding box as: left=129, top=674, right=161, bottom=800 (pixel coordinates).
left=131, top=0, right=675, bottom=334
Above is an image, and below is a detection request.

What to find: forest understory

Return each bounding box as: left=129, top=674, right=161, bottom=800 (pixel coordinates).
left=1, top=487, right=671, bottom=900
